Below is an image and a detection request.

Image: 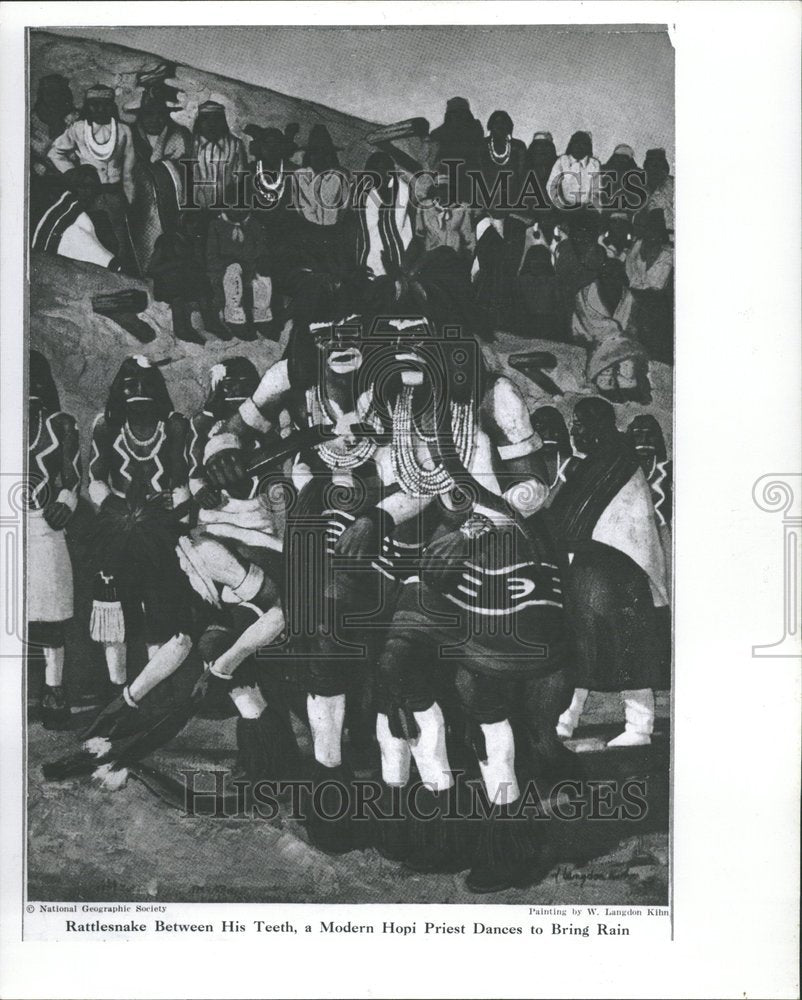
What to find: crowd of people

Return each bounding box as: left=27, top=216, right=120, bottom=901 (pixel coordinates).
left=28, top=63, right=674, bottom=895
left=30, top=69, right=674, bottom=390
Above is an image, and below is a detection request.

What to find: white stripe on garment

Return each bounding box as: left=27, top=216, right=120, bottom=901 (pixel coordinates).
left=371, top=561, right=395, bottom=581
left=443, top=593, right=563, bottom=614
left=32, top=191, right=71, bottom=248
left=464, top=560, right=539, bottom=576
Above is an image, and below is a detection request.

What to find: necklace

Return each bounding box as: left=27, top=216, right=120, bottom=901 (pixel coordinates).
left=488, top=136, right=511, bottom=165
left=311, top=384, right=379, bottom=471
left=84, top=119, right=117, bottom=162
left=255, top=159, right=286, bottom=206
left=390, top=385, right=475, bottom=498
left=123, top=419, right=164, bottom=458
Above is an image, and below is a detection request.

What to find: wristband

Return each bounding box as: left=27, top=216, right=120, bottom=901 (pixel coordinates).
left=204, top=432, right=241, bottom=461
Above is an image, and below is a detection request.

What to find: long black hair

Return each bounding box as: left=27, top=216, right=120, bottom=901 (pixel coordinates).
left=105, top=357, right=174, bottom=429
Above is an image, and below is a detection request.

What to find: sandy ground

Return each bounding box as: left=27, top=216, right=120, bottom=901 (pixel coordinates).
left=27, top=692, right=669, bottom=905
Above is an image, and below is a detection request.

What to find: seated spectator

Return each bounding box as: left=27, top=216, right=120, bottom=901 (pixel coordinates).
left=31, top=165, right=121, bottom=271
left=571, top=257, right=650, bottom=403
left=206, top=205, right=273, bottom=340
left=600, top=143, right=644, bottom=215
left=547, top=130, right=601, bottom=209
left=48, top=84, right=139, bottom=275
left=553, top=208, right=606, bottom=333
left=413, top=175, right=475, bottom=259
left=515, top=245, right=562, bottom=340
left=598, top=212, right=635, bottom=261
left=626, top=209, right=674, bottom=363
left=641, top=148, right=674, bottom=231
left=148, top=212, right=225, bottom=344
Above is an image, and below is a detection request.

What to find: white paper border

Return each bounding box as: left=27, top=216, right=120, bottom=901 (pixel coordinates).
left=2, top=3, right=800, bottom=998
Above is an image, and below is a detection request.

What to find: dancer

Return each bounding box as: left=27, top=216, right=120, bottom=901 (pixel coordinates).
left=87, top=356, right=192, bottom=697
left=27, top=351, right=81, bottom=728
left=372, top=317, right=568, bottom=892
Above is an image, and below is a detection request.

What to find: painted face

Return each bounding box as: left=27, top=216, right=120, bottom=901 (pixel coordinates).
left=86, top=98, right=114, bottom=125
left=316, top=327, right=363, bottom=376
left=629, top=417, right=662, bottom=457
left=532, top=408, right=566, bottom=448
left=217, top=374, right=256, bottom=416
left=121, top=372, right=157, bottom=421
left=198, top=114, right=228, bottom=144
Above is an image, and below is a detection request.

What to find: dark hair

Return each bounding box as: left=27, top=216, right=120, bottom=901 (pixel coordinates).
left=574, top=395, right=617, bottom=431
left=566, top=131, right=593, bottom=160
left=105, top=357, right=173, bottom=429
left=29, top=350, right=61, bottom=414
left=487, top=110, right=514, bottom=135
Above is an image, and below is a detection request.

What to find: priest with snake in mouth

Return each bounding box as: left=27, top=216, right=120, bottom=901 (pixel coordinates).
left=203, top=277, right=431, bottom=853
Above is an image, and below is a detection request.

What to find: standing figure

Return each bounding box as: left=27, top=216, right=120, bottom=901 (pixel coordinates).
left=426, top=96, right=484, bottom=205
left=188, top=101, right=248, bottom=214
left=351, top=151, right=415, bottom=278
left=641, top=148, right=674, bottom=231
left=292, top=124, right=349, bottom=272
left=547, top=131, right=602, bottom=210
left=27, top=351, right=81, bottom=728
left=30, top=74, right=77, bottom=185
left=600, top=143, right=644, bottom=216
left=374, top=322, right=569, bottom=893
left=204, top=310, right=406, bottom=854
left=48, top=84, right=139, bottom=275
left=87, top=356, right=192, bottom=696
left=550, top=398, right=669, bottom=747
left=125, top=64, right=193, bottom=273
left=472, top=111, right=528, bottom=332
left=524, top=131, right=558, bottom=209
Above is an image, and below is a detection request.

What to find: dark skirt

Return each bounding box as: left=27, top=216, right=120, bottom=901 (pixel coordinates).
left=564, top=541, right=663, bottom=691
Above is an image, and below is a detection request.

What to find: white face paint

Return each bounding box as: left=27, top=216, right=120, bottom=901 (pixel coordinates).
left=327, top=348, right=363, bottom=375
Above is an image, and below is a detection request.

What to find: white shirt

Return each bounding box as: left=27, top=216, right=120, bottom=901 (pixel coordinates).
left=547, top=153, right=601, bottom=208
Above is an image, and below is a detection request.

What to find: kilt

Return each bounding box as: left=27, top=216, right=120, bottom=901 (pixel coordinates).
left=27, top=509, right=73, bottom=623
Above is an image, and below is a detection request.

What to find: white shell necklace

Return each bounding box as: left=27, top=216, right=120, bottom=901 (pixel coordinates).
left=123, top=419, right=164, bottom=458
left=84, top=119, right=118, bottom=162
left=255, top=159, right=286, bottom=206
left=488, top=136, right=511, bottom=165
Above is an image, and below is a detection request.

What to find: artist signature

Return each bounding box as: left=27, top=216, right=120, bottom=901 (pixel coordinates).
left=553, top=864, right=629, bottom=884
